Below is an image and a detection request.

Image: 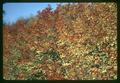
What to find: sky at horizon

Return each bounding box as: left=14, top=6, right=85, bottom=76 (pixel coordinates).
left=3, top=3, right=65, bottom=24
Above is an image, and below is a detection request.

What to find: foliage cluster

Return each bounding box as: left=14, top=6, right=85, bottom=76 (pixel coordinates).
left=3, top=3, right=117, bottom=80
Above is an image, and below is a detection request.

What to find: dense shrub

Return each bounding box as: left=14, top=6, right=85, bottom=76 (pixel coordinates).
left=3, top=3, right=117, bottom=80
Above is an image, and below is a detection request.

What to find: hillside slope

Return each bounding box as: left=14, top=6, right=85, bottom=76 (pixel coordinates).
left=3, top=3, right=117, bottom=80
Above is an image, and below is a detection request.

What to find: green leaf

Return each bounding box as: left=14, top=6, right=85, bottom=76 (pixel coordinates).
left=27, top=70, right=46, bottom=80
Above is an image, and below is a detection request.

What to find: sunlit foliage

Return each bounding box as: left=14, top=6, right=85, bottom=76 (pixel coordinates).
left=3, top=3, right=117, bottom=80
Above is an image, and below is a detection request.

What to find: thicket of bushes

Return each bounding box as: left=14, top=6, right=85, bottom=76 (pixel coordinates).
left=3, top=3, right=117, bottom=80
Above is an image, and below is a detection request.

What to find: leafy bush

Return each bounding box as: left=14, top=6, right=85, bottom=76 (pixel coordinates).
left=3, top=3, right=117, bottom=80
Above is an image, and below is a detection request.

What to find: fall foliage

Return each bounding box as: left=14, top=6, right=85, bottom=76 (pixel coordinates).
left=3, top=3, right=117, bottom=80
